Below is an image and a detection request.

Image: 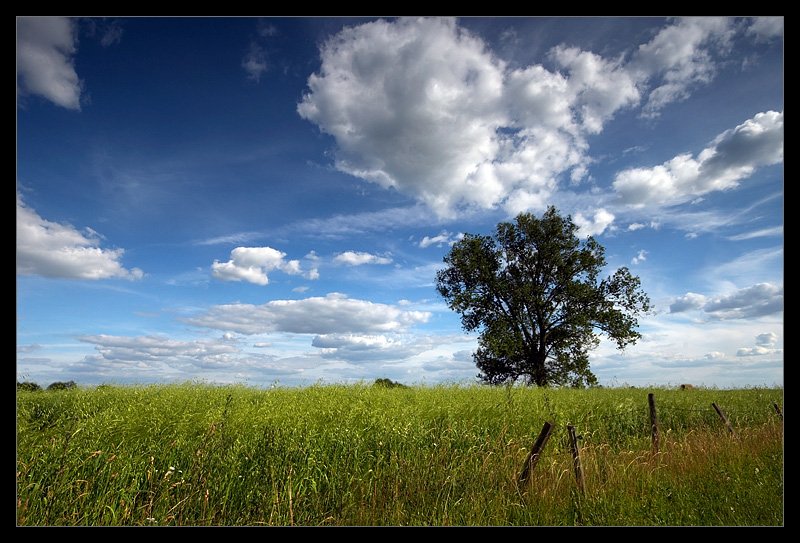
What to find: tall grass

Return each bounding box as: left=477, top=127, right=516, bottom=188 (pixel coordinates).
left=16, top=382, right=783, bottom=526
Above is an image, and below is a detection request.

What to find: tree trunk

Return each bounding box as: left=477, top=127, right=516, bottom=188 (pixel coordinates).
left=530, top=352, right=548, bottom=386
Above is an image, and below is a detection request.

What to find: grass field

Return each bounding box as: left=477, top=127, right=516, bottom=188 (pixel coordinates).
left=16, top=381, right=783, bottom=526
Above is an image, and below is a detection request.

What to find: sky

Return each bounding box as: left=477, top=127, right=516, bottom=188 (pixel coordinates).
left=16, top=17, right=783, bottom=389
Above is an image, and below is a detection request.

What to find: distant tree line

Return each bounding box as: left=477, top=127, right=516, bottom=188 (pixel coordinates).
left=19, top=380, right=409, bottom=392
left=17, top=380, right=77, bottom=392
left=373, top=378, right=409, bottom=389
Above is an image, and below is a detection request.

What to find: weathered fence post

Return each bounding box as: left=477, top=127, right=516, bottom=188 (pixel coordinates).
left=774, top=403, right=783, bottom=421
left=712, top=403, right=735, bottom=435
left=648, top=393, right=660, bottom=453
left=519, top=420, right=554, bottom=486
left=567, top=424, right=586, bottom=495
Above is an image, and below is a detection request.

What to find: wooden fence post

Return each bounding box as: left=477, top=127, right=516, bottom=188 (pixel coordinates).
left=712, top=403, right=735, bottom=435
left=648, top=393, right=660, bottom=453
left=774, top=403, right=783, bottom=421
left=519, top=420, right=554, bottom=486
left=567, top=424, right=586, bottom=495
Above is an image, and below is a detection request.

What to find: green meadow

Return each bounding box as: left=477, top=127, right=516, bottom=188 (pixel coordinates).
left=16, top=381, right=783, bottom=526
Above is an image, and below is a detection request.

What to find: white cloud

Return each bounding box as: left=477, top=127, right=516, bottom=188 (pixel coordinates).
left=669, top=292, right=708, bottom=313
left=16, top=195, right=143, bottom=281
left=669, top=283, right=782, bottom=320
left=613, top=111, right=783, bottom=208
left=736, top=332, right=782, bottom=357
left=703, top=283, right=783, bottom=320
left=211, top=246, right=311, bottom=285
left=333, top=251, right=393, bottom=266
left=746, top=17, right=783, bottom=43
left=631, top=249, right=648, bottom=265
left=312, top=333, right=404, bottom=361
left=298, top=17, right=510, bottom=218
left=181, top=292, right=432, bottom=335
left=74, top=334, right=243, bottom=374
left=311, top=332, right=476, bottom=366
left=573, top=208, right=615, bottom=237
left=628, top=17, right=736, bottom=118
left=755, top=332, right=778, bottom=347
left=419, top=231, right=464, bottom=248
left=298, top=17, right=760, bottom=220
left=296, top=17, right=596, bottom=219
left=16, top=17, right=83, bottom=110
left=546, top=44, right=640, bottom=134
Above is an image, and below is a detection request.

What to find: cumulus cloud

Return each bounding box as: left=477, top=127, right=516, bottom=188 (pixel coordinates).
left=298, top=17, right=767, bottom=220
left=573, top=208, right=615, bottom=237
left=669, top=284, right=782, bottom=319
left=613, top=111, right=783, bottom=208
left=755, top=332, right=778, bottom=347
left=16, top=195, right=143, bottom=280
left=297, top=17, right=635, bottom=219
left=704, top=283, right=783, bottom=320
left=545, top=44, right=640, bottom=134
left=17, top=17, right=83, bottom=110
left=298, top=17, right=511, bottom=218
left=736, top=331, right=782, bottom=357
left=670, top=292, right=708, bottom=313
left=181, top=292, right=432, bottom=335
left=333, top=251, right=393, bottom=266
left=211, top=246, right=315, bottom=285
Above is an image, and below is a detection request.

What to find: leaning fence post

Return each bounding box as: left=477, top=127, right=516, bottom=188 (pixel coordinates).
left=519, top=420, right=554, bottom=486
left=773, top=403, right=783, bottom=421
left=567, top=424, right=586, bottom=495
left=648, top=393, right=660, bottom=453
left=712, top=403, right=735, bottom=435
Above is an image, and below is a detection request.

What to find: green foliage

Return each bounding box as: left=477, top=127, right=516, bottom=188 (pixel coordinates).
left=16, top=382, right=783, bottom=526
left=17, top=381, right=42, bottom=392
left=373, top=378, right=409, bottom=389
left=436, top=207, right=651, bottom=387
left=46, top=381, right=77, bottom=391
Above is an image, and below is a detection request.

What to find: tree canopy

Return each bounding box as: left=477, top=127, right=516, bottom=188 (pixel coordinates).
left=435, top=206, right=651, bottom=387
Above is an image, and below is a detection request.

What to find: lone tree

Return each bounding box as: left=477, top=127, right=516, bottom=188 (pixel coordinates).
left=435, top=206, right=651, bottom=387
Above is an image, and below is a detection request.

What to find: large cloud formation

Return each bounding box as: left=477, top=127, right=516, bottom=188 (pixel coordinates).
left=181, top=292, right=432, bottom=335
left=297, top=17, right=774, bottom=220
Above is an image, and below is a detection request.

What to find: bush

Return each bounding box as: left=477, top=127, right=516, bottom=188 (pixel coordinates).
left=373, top=378, right=408, bottom=389
left=46, top=381, right=77, bottom=391
left=17, top=381, right=42, bottom=392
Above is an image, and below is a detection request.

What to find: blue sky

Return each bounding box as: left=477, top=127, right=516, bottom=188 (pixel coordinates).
left=17, top=17, right=783, bottom=389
